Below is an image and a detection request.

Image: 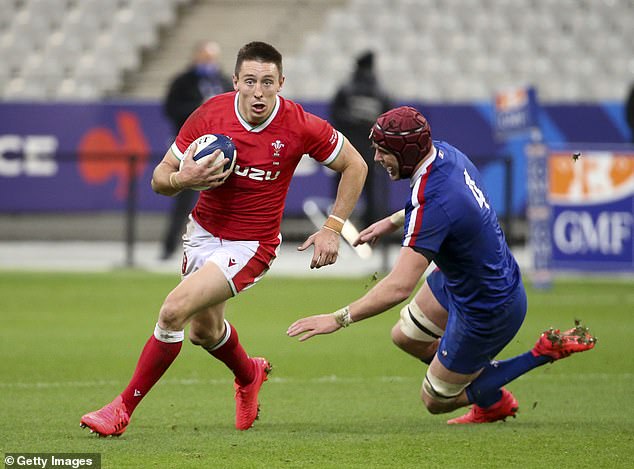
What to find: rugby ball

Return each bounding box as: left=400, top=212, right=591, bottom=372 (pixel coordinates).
left=180, top=134, right=237, bottom=190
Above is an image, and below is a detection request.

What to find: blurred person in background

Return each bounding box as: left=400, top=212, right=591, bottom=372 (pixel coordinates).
left=626, top=82, right=634, bottom=143
left=160, top=40, right=233, bottom=260
left=330, top=51, right=392, bottom=228
left=288, top=106, right=596, bottom=424
left=80, top=41, right=367, bottom=436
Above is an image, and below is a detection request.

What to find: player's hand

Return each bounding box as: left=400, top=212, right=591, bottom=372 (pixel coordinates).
left=297, top=228, right=341, bottom=269
left=353, top=217, right=399, bottom=247
left=178, top=144, right=231, bottom=189
left=287, top=314, right=341, bottom=341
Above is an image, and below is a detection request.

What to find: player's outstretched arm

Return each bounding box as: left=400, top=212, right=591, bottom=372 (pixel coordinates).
left=288, top=247, right=429, bottom=342
left=353, top=210, right=404, bottom=247
left=287, top=313, right=342, bottom=342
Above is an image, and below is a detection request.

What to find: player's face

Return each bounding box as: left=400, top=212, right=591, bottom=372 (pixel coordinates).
left=234, top=60, right=284, bottom=125
left=373, top=144, right=400, bottom=180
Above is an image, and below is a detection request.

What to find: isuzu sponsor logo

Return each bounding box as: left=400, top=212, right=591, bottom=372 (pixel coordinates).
left=233, top=164, right=280, bottom=181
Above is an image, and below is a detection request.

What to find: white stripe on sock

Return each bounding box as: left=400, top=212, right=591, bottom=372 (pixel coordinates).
left=207, top=319, right=231, bottom=351
left=154, top=323, right=184, bottom=343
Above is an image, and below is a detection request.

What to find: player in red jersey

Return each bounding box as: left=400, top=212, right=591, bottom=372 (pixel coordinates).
left=80, top=42, right=367, bottom=435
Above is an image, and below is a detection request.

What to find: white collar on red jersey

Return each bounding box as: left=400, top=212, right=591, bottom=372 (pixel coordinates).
left=234, top=92, right=281, bottom=133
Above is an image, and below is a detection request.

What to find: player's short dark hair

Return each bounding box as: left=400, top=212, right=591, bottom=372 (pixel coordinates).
left=234, top=41, right=283, bottom=77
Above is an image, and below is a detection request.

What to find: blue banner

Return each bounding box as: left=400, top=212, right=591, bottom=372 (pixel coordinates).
left=493, top=86, right=540, bottom=141
left=527, top=142, right=553, bottom=286
left=0, top=100, right=629, bottom=218
left=548, top=148, right=634, bottom=272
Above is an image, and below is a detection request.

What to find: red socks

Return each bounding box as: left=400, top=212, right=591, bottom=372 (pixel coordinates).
left=207, top=320, right=255, bottom=386
left=120, top=330, right=183, bottom=414
left=119, top=321, right=254, bottom=415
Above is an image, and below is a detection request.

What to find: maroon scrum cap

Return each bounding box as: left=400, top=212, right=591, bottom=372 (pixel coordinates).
left=369, top=106, right=432, bottom=178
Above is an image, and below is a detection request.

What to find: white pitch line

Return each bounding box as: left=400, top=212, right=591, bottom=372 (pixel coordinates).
left=0, top=376, right=415, bottom=389
left=0, top=373, right=631, bottom=390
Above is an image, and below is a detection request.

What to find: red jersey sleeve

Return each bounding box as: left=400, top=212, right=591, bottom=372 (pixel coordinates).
left=296, top=104, right=344, bottom=165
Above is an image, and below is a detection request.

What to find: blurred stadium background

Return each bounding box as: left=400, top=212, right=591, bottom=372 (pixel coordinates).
left=0, top=0, right=633, bottom=276
left=2, top=0, right=631, bottom=101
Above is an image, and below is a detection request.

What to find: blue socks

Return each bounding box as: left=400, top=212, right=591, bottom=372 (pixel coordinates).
left=466, top=352, right=551, bottom=407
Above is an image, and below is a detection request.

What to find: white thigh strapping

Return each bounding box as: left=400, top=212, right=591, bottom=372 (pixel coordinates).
left=422, top=372, right=470, bottom=403
left=399, top=300, right=444, bottom=342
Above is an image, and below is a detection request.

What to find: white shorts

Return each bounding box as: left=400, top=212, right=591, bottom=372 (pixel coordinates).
left=182, top=216, right=280, bottom=295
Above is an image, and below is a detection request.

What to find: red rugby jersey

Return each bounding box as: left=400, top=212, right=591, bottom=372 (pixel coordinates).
left=171, top=91, right=343, bottom=242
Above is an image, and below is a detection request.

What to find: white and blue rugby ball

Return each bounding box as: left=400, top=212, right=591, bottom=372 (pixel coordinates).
left=180, top=134, right=237, bottom=190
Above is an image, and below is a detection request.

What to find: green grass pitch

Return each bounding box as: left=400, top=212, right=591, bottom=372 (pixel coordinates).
left=0, top=271, right=633, bottom=468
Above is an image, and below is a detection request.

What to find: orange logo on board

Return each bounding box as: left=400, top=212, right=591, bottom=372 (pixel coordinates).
left=549, top=152, right=634, bottom=203
left=77, top=112, right=150, bottom=200
left=495, top=88, right=528, bottom=111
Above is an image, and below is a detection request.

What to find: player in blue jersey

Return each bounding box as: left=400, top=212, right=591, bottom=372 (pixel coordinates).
left=288, top=106, right=596, bottom=424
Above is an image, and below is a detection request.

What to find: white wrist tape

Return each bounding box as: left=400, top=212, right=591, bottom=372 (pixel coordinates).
left=333, top=306, right=353, bottom=328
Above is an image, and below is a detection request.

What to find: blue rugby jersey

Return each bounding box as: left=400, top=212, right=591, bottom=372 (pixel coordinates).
left=403, top=140, right=521, bottom=316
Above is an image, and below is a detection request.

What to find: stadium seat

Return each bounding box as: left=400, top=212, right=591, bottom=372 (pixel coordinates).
left=7, top=9, right=53, bottom=51
left=283, top=0, right=632, bottom=102
left=130, top=0, right=177, bottom=27
left=3, top=77, right=48, bottom=100
left=23, top=0, right=68, bottom=28
left=0, top=0, right=630, bottom=102
left=0, top=0, right=185, bottom=100
left=41, top=33, right=86, bottom=71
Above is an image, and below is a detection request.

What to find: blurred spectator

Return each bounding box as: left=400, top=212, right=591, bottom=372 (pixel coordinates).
left=330, top=51, right=392, bottom=227
left=160, top=41, right=233, bottom=260
left=626, top=82, right=634, bottom=143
